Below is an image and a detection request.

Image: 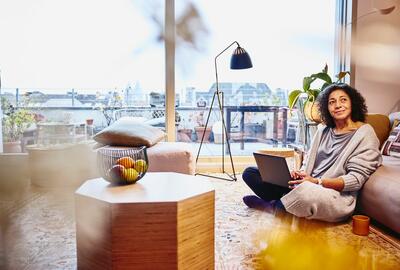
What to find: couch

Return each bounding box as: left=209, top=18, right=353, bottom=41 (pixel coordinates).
left=357, top=113, right=400, bottom=234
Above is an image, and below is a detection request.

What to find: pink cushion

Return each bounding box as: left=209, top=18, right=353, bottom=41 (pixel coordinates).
left=147, top=142, right=195, bottom=175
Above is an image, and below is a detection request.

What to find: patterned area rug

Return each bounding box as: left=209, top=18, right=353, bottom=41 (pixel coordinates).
left=1, top=175, right=399, bottom=269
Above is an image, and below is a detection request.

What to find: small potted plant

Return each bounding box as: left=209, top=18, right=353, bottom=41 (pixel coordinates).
left=177, top=117, right=193, bottom=142
left=193, top=111, right=212, bottom=142
left=1, top=98, right=35, bottom=152
left=93, top=91, right=123, bottom=126
left=288, top=64, right=350, bottom=122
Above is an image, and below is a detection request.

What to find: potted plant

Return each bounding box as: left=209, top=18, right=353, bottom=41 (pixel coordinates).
left=177, top=117, right=193, bottom=142
left=288, top=64, right=350, bottom=122
left=193, top=111, right=212, bottom=142
left=93, top=91, right=123, bottom=126
left=1, top=97, right=35, bottom=152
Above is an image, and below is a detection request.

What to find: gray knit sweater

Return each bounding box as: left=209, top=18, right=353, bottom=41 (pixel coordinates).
left=281, top=124, right=382, bottom=222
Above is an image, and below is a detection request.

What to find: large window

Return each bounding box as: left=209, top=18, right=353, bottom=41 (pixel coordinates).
left=0, top=0, right=165, bottom=149
left=1, top=0, right=338, bottom=156
left=175, top=0, right=337, bottom=156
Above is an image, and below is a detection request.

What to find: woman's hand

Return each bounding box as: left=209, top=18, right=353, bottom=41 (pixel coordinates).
left=288, top=174, right=319, bottom=189
left=290, top=170, right=306, bottom=180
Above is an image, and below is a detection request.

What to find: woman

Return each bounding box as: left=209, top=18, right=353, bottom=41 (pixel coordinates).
left=242, top=83, right=382, bottom=222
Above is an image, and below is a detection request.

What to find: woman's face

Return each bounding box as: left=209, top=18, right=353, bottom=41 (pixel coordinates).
left=328, top=89, right=352, bottom=121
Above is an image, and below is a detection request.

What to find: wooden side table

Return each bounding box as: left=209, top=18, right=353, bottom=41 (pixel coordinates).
left=75, top=172, right=215, bottom=269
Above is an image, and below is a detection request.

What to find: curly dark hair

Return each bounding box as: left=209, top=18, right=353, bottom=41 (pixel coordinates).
left=317, top=83, right=368, bottom=128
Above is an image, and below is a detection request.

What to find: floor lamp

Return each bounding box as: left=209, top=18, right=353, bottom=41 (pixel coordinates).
left=196, top=41, right=253, bottom=181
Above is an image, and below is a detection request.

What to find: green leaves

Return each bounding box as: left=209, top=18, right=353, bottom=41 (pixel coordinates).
left=306, top=89, right=320, bottom=102
left=321, top=82, right=331, bottom=91
left=322, top=63, right=328, bottom=73
left=287, top=64, right=350, bottom=112
left=2, top=109, right=34, bottom=142
left=336, top=71, right=351, bottom=82
left=310, top=72, right=332, bottom=84
left=1, top=97, right=34, bottom=142
left=303, top=77, right=316, bottom=91
left=288, top=90, right=303, bottom=110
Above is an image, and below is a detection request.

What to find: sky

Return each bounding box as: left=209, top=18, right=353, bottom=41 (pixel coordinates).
left=0, top=0, right=336, bottom=94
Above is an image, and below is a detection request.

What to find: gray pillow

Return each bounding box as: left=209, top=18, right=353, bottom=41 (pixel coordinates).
left=93, top=117, right=166, bottom=147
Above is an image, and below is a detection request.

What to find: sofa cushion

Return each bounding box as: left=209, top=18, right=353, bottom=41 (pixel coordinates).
left=365, top=114, right=391, bottom=148
left=93, top=117, right=166, bottom=147
left=358, top=155, right=400, bottom=233
left=381, top=120, right=400, bottom=157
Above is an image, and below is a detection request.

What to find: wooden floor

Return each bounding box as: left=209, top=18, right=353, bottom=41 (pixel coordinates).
left=1, top=174, right=399, bottom=269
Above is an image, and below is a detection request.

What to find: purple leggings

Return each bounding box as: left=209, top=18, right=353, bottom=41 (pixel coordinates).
left=242, top=166, right=291, bottom=201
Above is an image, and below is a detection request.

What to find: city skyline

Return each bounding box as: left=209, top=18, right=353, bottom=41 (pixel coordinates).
left=1, top=82, right=289, bottom=101
left=1, top=80, right=285, bottom=96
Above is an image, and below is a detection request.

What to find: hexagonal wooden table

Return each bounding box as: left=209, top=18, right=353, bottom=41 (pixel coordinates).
left=75, top=172, right=215, bottom=270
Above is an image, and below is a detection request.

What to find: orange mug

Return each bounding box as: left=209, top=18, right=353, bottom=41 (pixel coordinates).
left=352, top=215, right=370, bottom=236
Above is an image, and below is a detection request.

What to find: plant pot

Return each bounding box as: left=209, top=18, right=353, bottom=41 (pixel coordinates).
left=3, top=141, right=22, bottom=153
left=304, top=101, right=322, bottom=123
left=177, top=128, right=193, bottom=142
left=194, top=126, right=211, bottom=142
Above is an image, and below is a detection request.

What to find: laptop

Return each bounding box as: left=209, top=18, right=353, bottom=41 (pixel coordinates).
left=253, top=152, right=292, bottom=187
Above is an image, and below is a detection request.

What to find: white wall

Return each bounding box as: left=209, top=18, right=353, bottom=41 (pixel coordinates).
left=352, top=0, right=400, bottom=114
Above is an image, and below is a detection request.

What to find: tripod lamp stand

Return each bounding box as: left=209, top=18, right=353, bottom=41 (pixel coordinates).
left=196, top=41, right=253, bottom=181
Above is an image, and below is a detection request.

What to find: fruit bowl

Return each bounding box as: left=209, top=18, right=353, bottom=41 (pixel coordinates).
left=97, top=146, right=148, bottom=185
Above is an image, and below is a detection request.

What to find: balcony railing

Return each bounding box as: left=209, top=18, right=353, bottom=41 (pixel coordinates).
left=3, top=104, right=300, bottom=155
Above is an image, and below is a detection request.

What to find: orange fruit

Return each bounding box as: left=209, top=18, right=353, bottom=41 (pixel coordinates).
left=116, top=156, right=135, bottom=168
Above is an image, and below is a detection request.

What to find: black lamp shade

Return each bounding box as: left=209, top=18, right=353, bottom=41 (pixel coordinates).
left=230, top=47, right=253, bottom=69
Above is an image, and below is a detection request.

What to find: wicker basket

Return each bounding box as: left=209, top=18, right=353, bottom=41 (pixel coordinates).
left=97, top=146, right=148, bottom=185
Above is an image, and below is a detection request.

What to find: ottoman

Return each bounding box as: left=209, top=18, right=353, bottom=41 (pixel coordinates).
left=147, top=142, right=195, bottom=175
